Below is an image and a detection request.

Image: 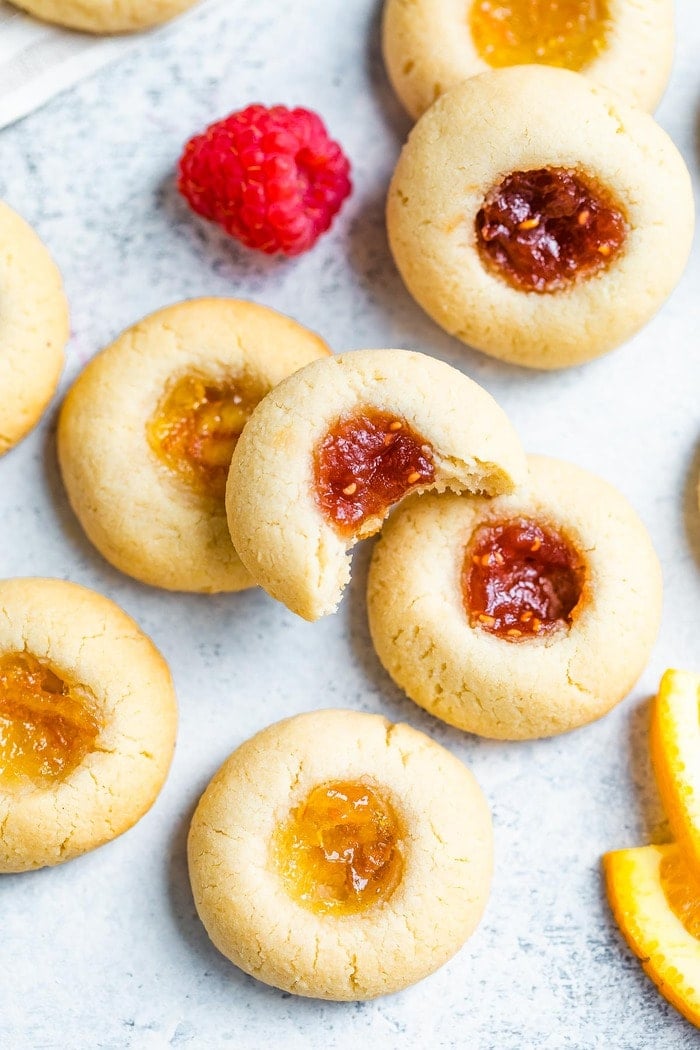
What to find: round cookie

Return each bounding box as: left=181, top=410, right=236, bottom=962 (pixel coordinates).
left=7, top=0, right=199, bottom=33
left=188, top=708, right=493, bottom=1000
left=226, top=347, right=526, bottom=620
left=387, top=67, right=694, bottom=369
left=367, top=455, right=662, bottom=740
left=383, top=0, right=674, bottom=120
left=58, top=299, right=330, bottom=593
left=0, top=577, right=177, bottom=872
left=0, top=201, right=69, bottom=456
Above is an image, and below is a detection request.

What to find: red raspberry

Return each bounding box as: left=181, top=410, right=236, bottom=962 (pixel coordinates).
left=177, top=104, right=352, bottom=256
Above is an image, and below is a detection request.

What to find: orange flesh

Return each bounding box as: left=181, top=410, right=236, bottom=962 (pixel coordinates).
left=274, top=780, right=404, bottom=914
left=660, top=848, right=700, bottom=940
left=469, top=0, right=610, bottom=71
left=147, top=373, right=266, bottom=498
left=0, top=652, right=100, bottom=784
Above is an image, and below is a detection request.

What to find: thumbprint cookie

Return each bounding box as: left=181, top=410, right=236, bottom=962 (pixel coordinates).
left=58, top=299, right=330, bottom=593
left=188, top=709, right=493, bottom=1000
left=367, top=455, right=662, bottom=739
left=7, top=0, right=200, bottom=33
left=226, top=348, right=526, bottom=620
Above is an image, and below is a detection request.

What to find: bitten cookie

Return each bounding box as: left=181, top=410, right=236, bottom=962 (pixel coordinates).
left=383, top=0, right=674, bottom=120
left=8, top=0, right=199, bottom=33
left=367, top=455, right=662, bottom=740
left=58, top=299, right=330, bottom=593
left=0, top=578, right=177, bottom=872
left=0, top=202, right=68, bottom=456
left=387, top=67, right=694, bottom=369
left=226, top=348, right=526, bottom=620
left=188, top=709, right=493, bottom=1000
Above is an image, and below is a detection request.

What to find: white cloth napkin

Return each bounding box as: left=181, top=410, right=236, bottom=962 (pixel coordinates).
left=0, top=2, right=211, bottom=129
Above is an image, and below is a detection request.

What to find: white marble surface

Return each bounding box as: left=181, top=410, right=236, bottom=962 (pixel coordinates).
left=0, top=2, right=699, bottom=1047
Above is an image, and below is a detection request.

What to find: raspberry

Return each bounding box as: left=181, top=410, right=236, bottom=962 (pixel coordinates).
left=177, top=104, right=352, bottom=256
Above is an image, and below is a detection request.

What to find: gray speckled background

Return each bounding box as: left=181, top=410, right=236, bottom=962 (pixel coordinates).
left=0, top=2, right=699, bottom=1047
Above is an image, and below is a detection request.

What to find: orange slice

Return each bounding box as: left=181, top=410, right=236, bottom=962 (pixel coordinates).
left=604, top=844, right=700, bottom=1027
left=651, top=669, right=700, bottom=878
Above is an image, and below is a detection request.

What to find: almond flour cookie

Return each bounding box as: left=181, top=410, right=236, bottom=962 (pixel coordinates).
left=188, top=709, right=493, bottom=1000
left=0, top=578, right=177, bottom=872
left=226, top=348, right=526, bottom=620
left=383, top=0, right=674, bottom=120
left=387, top=67, right=694, bottom=369
left=58, top=299, right=330, bottom=593
left=0, top=202, right=69, bottom=456
left=367, top=455, right=662, bottom=740
left=8, top=0, right=199, bottom=33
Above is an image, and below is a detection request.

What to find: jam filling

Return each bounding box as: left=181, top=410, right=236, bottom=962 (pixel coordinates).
left=660, top=847, right=700, bottom=939
left=464, top=517, right=584, bottom=640
left=469, top=0, right=610, bottom=72
left=476, top=168, right=627, bottom=293
left=147, top=372, right=266, bottom=498
left=0, top=652, right=100, bottom=784
left=314, top=411, right=435, bottom=534
left=274, top=780, right=404, bottom=914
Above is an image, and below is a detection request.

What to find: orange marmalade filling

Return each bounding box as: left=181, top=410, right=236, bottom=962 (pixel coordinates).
left=660, top=847, right=700, bottom=939
left=274, top=780, right=404, bottom=914
left=476, top=168, right=627, bottom=293
left=147, top=373, right=266, bottom=498
left=469, top=0, right=610, bottom=71
left=314, top=411, right=435, bottom=534
left=464, top=517, right=584, bottom=640
left=0, top=652, right=100, bottom=784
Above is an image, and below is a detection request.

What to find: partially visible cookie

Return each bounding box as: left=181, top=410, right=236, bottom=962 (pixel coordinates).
left=8, top=0, right=199, bottom=33
left=367, top=455, right=662, bottom=740
left=0, top=202, right=68, bottom=456
left=58, top=299, right=330, bottom=593
left=383, top=0, right=674, bottom=120
left=226, top=348, right=526, bottom=620
left=0, top=577, right=177, bottom=872
left=188, top=708, right=493, bottom=1000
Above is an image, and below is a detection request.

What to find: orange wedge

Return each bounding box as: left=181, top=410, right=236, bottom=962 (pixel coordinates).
left=604, top=844, right=700, bottom=1027
left=651, top=669, right=700, bottom=878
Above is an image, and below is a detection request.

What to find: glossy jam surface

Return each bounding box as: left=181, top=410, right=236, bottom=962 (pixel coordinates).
left=147, top=373, right=266, bottom=498
left=274, top=780, right=404, bottom=914
left=469, top=0, right=610, bottom=71
left=0, top=652, right=100, bottom=784
left=464, top=517, right=584, bottom=640
left=660, top=848, right=700, bottom=939
left=476, top=168, right=627, bottom=293
left=314, top=411, right=435, bottom=534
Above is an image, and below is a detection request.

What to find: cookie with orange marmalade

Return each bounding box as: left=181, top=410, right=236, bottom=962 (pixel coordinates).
left=187, top=708, right=493, bottom=1000
left=367, top=455, right=662, bottom=739
left=382, top=0, right=674, bottom=120
left=0, top=577, right=177, bottom=872
left=58, top=299, right=330, bottom=593
left=387, top=67, right=694, bottom=369
left=226, top=347, right=526, bottom=620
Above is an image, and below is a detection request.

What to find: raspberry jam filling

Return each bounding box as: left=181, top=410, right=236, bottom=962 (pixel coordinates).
left=0, top=652, right=100, bottom=783
left=274, top=780, right=404, bottom=914
left=660, top=847, right=700, bottom=939
left=469, top=0, right=610, bottom=72
left=314, top=411, right=435, bottom=534
left=463, top=518, right=584, bottom=640
left=147, top=373, right=266, bottom=498
left=476, top=168, right=626, bottom=293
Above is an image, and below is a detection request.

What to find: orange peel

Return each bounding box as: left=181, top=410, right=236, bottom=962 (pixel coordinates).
left=604, top=844, right=700, bottom=1028
left=650, top=669, right=700, bottom=878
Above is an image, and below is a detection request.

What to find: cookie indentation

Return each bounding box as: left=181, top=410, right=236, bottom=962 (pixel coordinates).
left=469, top=0, right=610, bottom=71
left=147, top=373, right=266, bottom=498
left=274, top=780, right=404, bottom=914
left=476, top=168, right=626, bottom=292
left=464, top=517, right=584, bottom=639
left=0, top=652, right=100, bottom=784
left=314, top=411, right=435, bottom=534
